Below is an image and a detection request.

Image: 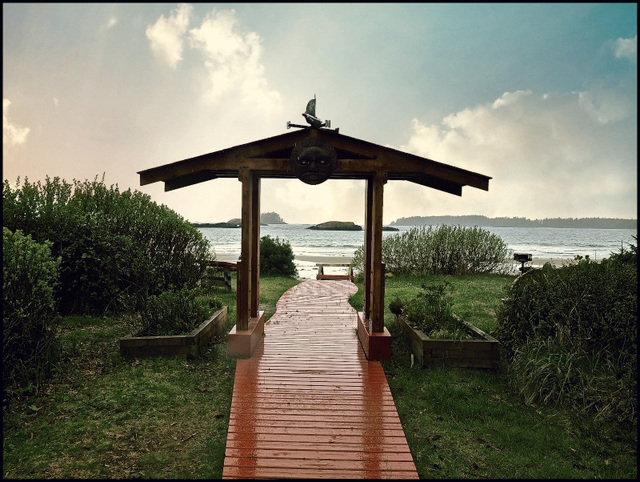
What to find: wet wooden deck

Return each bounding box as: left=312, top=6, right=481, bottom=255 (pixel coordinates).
left=222, top=279, right=418, bottom=479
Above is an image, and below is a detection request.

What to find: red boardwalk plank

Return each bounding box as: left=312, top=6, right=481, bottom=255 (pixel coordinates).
left=223, top=280, right=418, bottom=479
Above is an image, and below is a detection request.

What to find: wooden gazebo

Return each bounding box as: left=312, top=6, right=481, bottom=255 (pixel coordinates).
left=138, top=126, right=490, bottom=360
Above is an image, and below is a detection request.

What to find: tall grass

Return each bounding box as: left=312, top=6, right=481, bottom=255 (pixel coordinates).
left=353, top=225, right=510, bottom=275
left=496, top=245, right=637, bottom=424
left=509, top=339, right=634, bottom=422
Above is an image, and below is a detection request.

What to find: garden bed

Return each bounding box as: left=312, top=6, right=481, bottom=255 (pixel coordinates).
left=119, top=306, right=228, bottom=358
left=397, top=314, right=500, bottom=369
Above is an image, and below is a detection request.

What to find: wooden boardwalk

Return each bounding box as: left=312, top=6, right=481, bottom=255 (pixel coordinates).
left=223, top=279, right=418, bottom=479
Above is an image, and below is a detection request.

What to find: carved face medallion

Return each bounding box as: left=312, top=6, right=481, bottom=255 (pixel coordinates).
left=291, top=138, right=337, bottom=185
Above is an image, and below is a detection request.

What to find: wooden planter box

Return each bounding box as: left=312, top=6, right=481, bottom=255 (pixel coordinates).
left=397, top=314, right=500, bottom=369
left=120, top=306, right=228, bottom=358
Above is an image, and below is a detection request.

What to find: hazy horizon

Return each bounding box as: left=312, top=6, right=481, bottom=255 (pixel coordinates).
left=195, top=213, right=637, bottom=226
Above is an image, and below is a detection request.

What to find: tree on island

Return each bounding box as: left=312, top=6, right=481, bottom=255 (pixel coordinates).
left=261, top=212, right=286, bottom=224
left=192, top=212, right=286, bottom=227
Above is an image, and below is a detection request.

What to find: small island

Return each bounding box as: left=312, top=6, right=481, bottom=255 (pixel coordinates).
left=192, top=218, right=241, bottom=228
left=308, top=221, right=363, bottom=231
left=261, top=212, right=286, bottom=224
left=192, top=212, right=285, bottom=228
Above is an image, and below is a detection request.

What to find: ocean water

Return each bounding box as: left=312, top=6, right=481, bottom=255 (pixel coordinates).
left=197, top=224, right=637, bottom=279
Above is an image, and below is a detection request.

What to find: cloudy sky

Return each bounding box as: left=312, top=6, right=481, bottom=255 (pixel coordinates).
left=3, top=3, right=637, bottom=224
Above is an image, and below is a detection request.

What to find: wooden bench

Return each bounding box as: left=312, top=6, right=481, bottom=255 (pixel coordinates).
left=205, top=260, right=237, bottom=291
left=316, top=263, right=354, bottom=281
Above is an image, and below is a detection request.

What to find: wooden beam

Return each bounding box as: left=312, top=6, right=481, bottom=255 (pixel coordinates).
left=164, top=171, right=218, bottom=191
left=138, top=130, right=310, bottom=186
left=390, top=174, right=463, bottom=196
left=159, top=165, right=484, bottom=197
left=139, top=129, right=490, bottom=194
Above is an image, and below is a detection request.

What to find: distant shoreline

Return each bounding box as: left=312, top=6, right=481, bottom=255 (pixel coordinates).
left=194, top=218, right=637, bottom=230
left=390, top=215, right=637, bottom=230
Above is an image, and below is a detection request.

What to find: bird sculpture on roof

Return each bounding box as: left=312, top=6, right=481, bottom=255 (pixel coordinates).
left=287, top=95, right=332, bottom=130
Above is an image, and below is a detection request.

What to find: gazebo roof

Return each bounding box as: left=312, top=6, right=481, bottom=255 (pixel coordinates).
left=138, top=127, right=490, bottom=196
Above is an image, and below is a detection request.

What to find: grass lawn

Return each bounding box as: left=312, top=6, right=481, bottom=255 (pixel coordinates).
left=353, top=273, right=636, bottom=478
left=3, top=274, right=636, bottom=478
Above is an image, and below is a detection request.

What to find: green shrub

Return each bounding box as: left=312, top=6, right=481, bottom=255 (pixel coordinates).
left=495, top=247, right=637, bottom=423
left=496, top=259, right=637, bottom=363
left=401, top=281, right=468, bottom=339
left=260, top=235, right=297, bottom=277
left=388, top=296, right=405, bottom=316
left=3, top=227, right=61, bottom=394
left=3, top=176, right=213, bottom=315
left=132, top=288, right=222, bottom=337
left=608, top=234, right=637, bottom=266
left=353, top=225, right=509, bottom=276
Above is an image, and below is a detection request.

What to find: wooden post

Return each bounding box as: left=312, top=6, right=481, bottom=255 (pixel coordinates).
left=237, top=168, right=254, bottom=330
left=236, top=259, right=245, bottom=327
left=228, top=172, right=265, bottom=357
left=358, top=171, right=392, bottom=359
left=370, top=171, right=386, bottom=333
left=250, top=173, right=260, bottom=318
left=363, top=179, right=373, bottom=319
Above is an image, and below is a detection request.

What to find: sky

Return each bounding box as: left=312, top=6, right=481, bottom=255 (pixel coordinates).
left=3, top=3, right=637, bottom=225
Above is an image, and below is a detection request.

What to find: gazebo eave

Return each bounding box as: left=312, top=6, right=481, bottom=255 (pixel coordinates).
left=139, top=128, right=490, bottom=195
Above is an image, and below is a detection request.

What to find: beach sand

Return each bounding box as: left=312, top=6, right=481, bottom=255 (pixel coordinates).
left=214, top=254, right=355, bottom=264
left=295, top=255, right=354, bottom=264
left=297, top=256, right=573, bottom=267
left=299, top=256, right=571, bottom=268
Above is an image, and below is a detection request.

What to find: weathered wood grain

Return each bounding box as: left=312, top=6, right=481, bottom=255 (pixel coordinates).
left=223, top=279, right=418, bottom=479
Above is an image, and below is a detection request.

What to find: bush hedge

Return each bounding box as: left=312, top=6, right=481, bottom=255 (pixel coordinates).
left=131, top=288, right=222, bottom=337
left=260, top=235, right=297, bottom=277
left=495, top=241, right=637, bottom=423
left=3, top=227, right=61, bottom=395
left=3, top=176, right=213, bottom=315
left=401, top=281, right=468, bottom=339
left=353, top=225, right=509, bottom=276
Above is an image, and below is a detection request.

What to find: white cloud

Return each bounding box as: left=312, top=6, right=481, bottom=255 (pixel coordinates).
left=188, top=9, right=282, bottom=114
left=614, top=35, right=637, bottom=61
left=3, top=99, right=30, bottom=148
left=577, top=88, right=631, bottom=125
left=396, top=87, right=636, bottom=219
left=145, top=3, right=192, bottom=69
left=144, top=6, right=282, bottom=117
left=106, top=17, right=117, bottom=29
